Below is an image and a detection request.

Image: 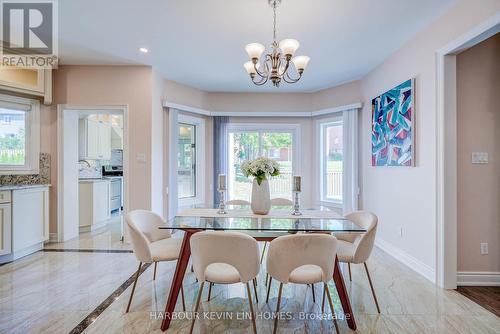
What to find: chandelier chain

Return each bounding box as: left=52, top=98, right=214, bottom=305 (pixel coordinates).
left=273, top=3, right=277, bottom=42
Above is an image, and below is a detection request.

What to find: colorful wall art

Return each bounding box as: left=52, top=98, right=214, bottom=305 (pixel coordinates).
left=371, top=79, right=414, bottom=166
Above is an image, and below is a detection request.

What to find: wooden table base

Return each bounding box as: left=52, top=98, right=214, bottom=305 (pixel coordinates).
left=160, top=231, right=357, bottom=331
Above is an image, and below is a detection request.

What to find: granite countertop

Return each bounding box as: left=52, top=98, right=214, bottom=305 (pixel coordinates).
left=0, top=184, right=51, bottom=190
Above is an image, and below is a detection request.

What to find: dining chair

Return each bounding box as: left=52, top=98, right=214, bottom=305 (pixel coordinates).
left=125, top=210, right=185, bottom=313
left=270, top=198, right=293, bottom=206
left=204, top=198, right=258, bottom=301
left=266, top=234, right=339, bottom=334
left=332, top=211, right=380, bottom=313
left=260, top=198, right=294, bottom=266
left=226, top=199, right=251, bottom=205
left=189, top=231, right=260, bottom=334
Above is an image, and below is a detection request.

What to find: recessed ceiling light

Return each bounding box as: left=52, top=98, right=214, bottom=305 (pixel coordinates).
left=139, top=47, right=149, bottom=53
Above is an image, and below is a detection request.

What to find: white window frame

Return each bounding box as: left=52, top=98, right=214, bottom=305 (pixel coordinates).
left=177, top=114, right=205, bottom=207
left=317, top=115, right=344, bottom=207
left=226, top=123, right=301, bottom=200
left=0, top=93, right=40, bottom=175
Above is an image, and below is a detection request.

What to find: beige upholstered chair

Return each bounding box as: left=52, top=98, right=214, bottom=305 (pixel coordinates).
left=266, top=234, right=339, bottom=334
left=125, top=210, right=184, bottom=313
left=226, top=199, right=251, bottom=205
left=189, top=231, right=260, bottom=334
left=260, top=198, right=294, bottom=265
left=334, top=211, right=380, bottom=313
left=270, top=198, right=293, bottom=206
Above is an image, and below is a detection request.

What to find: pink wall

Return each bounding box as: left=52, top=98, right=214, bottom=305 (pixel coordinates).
left=457, top=34, right=500, bottom=272
left=359, top=0, right=500, bottom=275
left=45, top=65, right=154, bottom=232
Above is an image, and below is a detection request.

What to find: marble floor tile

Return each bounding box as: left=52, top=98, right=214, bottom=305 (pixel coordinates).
left=1, top=228, right=500, bottom=334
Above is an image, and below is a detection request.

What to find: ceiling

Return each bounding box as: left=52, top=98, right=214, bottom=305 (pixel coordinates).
left=59, top=0, right=456, bottom=92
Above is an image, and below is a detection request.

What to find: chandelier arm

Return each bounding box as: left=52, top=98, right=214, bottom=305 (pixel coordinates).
left=252, top=74, right=269, bottom=86
left=278, top=57, right=290, bottom=77
left=253, top=60, right=267, bottom=78
left=283, top=69, right=302, bottom=83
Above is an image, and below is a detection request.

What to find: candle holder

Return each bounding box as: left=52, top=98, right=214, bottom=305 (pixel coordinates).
left=217, top=189, right=227, bottom=214
left=291, top=191, right=302, bottom=216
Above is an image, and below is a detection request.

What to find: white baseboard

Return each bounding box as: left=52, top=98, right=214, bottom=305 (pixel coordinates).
left=457, top=271, right=500, bottom=286
left=375, top=238, right=436, bottom=283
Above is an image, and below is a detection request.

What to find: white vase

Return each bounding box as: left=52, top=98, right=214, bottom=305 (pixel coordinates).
left=251, top=178, right=271, bottom=215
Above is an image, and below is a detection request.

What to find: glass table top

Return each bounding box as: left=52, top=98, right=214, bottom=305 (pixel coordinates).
left=160, top=216, right=366, bottom=233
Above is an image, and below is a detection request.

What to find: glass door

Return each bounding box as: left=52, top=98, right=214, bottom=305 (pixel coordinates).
left=227, top=128, right=295, bottom=201
left=178, top=123, right=196, bottom=199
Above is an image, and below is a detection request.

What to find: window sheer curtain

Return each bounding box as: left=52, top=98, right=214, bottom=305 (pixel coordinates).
left=342, top=108, right=359, bottom=214
left=213, top=116, right=229, bottom=206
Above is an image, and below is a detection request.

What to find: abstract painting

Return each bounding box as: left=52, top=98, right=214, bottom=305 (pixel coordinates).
left=372, top=79, right=414, bottom=166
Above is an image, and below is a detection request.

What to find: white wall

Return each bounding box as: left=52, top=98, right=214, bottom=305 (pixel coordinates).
left=359, top=0, right=500, bottom=281
left=151, top=70, right=166, bottom=215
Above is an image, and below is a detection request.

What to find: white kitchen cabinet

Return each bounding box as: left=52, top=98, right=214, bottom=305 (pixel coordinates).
left=0, top=202, right=12, bottom=256
left=79, top=118, right=111, bottom=160
left=79, top=180, right=111, bottom=232
left=12, top=187, right=49, bottom=252
left=0, top=186, right=50, bottom=264
left=0, top=68, right=52, bottom=105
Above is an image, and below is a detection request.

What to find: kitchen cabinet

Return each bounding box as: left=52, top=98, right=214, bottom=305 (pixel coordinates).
left=0, top=68, right=52, bottom=104
left=0, top=186, right=50, bottom=264
left=79, top=179, right=111, bottom=232
left=107, top=177, right=122, bottom=212
left=79, top=117, right=111, bottom=160
left=0, top=191, right=12, bottom=256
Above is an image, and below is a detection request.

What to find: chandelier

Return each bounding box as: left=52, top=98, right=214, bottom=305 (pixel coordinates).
left=243, top=0, right=310, bottom=87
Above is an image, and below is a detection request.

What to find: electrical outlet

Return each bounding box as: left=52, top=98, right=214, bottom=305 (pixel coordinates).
left=480, top=243, right=488, bottom=255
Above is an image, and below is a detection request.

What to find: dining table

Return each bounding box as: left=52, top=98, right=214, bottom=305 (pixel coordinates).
left=159, top=206, right=366, bottom=331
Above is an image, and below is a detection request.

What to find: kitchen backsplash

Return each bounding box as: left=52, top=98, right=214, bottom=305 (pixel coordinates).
left=79, top=159, right=102, bottom=179
left=0, top=153, right=51, bottom=186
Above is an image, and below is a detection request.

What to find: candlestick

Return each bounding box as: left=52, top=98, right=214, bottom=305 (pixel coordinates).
left=291, top=191, right=302, bottom=216
left=292, top=175, right=301, bottom=192
left=218, top=189, right=227, bottom=214
left=218, top=174, right=227, bottom=191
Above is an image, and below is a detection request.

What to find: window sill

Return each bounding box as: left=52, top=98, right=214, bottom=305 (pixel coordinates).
left=0, top=167, right=39, bottom=175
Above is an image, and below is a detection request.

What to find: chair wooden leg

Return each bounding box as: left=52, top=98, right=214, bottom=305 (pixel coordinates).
left=265, top=273, right=269, bottom=286
left=260, top=241, right=267, bottom=264
left=246, top=282, right=258, bottom=334
left=364, top=262, right=380, bottom=313
left=266, top=276, right=273, bottom=303
left=252, top=278, right=259, bottom=303
left=180, top=285, right=186, bottom=312
left=126, top=262, right=142, bottom=313
left=189, top=281, right=205, bottom=334
left=321, top=286, right=326, bottom=313
left=153, top=262, right=158, bottom=281
left=348, top=263, right=352, bottom=281
left=207, top=282, right=213, bottom=302
left=325, top=284, right=340, bottom=334
left=273, top=283, right=283, bottom=334
left=311, top=283, right=316, bottom=303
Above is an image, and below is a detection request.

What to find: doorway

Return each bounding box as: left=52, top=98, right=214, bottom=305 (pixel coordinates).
left=56, top=105, right=129, bottom=248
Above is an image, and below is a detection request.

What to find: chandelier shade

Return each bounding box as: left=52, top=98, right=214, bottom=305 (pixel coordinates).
left=243, top=0, right=309, bottom=87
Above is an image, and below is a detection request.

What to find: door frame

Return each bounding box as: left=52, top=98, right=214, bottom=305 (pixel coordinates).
left=435, top=13, right=499, bottom=288
left=56, top=104, right=129, bottom=242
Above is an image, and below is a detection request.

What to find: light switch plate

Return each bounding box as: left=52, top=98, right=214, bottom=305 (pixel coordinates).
left=471, top=152, right=488, bottom=164
left=480, top=243, right=488, bottom=255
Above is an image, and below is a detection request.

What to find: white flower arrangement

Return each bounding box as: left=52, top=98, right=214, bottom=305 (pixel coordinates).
left=241, top=157, right=280, bottom=185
